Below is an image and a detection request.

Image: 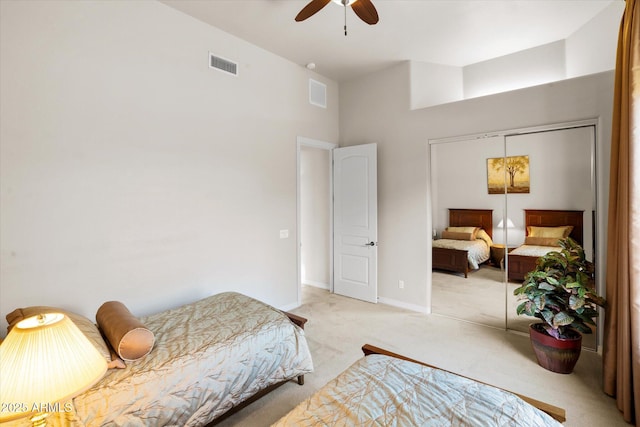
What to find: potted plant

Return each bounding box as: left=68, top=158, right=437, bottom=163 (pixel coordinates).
left=513, top=237, right=606, bottom=374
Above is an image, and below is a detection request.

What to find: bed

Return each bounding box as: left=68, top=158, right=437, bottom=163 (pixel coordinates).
left=507, top=209, right=584, bottom=282
left=3, top=292, right=313, bottom=427
left=273, top=344, right=565, bottom=426
left=432, top=208, right=493, bottom=278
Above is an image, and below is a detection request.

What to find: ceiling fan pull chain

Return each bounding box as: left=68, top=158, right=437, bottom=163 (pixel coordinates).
left=344, top=2, right=347, bottom=36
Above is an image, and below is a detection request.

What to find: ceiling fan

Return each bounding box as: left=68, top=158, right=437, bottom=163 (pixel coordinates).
left=295, top=0, right=379, bottom=35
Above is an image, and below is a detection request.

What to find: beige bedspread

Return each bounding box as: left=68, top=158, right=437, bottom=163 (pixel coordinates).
left=74, top=292, right=313, bottom=426
left=432, top=239, right=490, bottom=270
left=273, top=354, right=561, bottom=427
left=510, top=244, right=561, bottom=257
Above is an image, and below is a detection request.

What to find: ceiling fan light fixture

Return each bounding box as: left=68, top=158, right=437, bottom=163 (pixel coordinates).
left=295, top=0, right=377, bottom=28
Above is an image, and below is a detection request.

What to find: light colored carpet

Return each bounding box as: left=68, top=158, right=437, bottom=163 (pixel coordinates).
left=217, top=286, right=627, bottom=427
left=432, top=265, right=597, bottom=350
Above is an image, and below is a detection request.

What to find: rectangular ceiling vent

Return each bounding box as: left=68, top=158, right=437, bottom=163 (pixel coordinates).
left=309, top=79, right=327, bottom=108
left=209, top=52, right=238, bottom=76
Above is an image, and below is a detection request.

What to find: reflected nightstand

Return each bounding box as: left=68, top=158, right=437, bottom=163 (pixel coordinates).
left=490, top=244, right=516, bottom=269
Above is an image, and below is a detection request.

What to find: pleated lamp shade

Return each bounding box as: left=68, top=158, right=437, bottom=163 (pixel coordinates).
left=0, top=313, right=107, bottom=422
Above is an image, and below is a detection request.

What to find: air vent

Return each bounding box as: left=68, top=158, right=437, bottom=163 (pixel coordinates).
left=309, top=79, right=327, bottom=108
left=209, top=52, right=238, bottom=76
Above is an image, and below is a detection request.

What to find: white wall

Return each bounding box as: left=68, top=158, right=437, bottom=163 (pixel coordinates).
left=300, top=146, right=331, bottom=288
left=410, top=2, right=623, bottom=109
left=430, top=136, right=505, bottom=238
left=410, top=62, right=463, bottom=110
left=566, top=2, right=624, bottom=78
left=463, top=41, right=566, bottom=99
left=0, top=0, right=339, bottom=334
left=339, top=64, right=614, bottom=311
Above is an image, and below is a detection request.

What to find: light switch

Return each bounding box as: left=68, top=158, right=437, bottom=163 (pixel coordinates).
left=279, top=229, right=289, bottom=239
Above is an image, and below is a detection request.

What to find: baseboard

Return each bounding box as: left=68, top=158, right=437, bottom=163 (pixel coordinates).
left=279, top=301, right=300, bottom=312
left=302, top=280, right=330, bottom=290
left=377, top=296, right=429, bottom=314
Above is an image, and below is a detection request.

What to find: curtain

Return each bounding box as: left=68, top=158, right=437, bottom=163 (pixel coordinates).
left=604, top=0, right=640, bottom=424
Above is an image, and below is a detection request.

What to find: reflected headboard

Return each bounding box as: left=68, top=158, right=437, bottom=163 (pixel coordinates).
left=524, top=209, right=583, bottom=246
left=449, top=209, right=493, bottom=239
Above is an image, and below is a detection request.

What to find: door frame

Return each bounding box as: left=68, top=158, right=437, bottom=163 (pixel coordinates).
left=296, top=136, right=338, bottom=306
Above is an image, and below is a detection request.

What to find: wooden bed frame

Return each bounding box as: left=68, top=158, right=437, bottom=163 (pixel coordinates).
left=207, top=312, right=307, bottom=426
left=362, top=344, right=566, bottom=423
left=432, top=208, right=493, bottom=278
left=507, top=209, right=584, bottom=282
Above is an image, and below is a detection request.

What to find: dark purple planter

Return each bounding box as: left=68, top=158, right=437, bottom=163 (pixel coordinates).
left=529, top=323, right=582, bottom=374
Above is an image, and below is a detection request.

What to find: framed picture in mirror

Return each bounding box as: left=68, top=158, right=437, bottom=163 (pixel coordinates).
left=487, top=155, right=530, bottom=194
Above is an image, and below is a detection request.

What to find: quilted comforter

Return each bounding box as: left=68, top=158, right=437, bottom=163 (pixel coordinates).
left=273, top=354, right=561, bottom=427
left=74, top=292, right=313, bottom=426
left=510, top=244, right=561, bottom=257
left=432, top=239, right=490, bottom=270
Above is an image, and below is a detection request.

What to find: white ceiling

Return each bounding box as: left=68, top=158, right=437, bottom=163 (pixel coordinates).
left=160, top=0, right=618, bottom=82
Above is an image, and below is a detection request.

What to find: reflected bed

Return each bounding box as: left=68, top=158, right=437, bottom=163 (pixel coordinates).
left=432, top=208, right=493, bottom=278
left=507, top=209, right=584, bottom=282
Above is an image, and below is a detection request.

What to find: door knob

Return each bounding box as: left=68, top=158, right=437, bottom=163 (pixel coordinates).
left=366, top=242, right=376, bottom=246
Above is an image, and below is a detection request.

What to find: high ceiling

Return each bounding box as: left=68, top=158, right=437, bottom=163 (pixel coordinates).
left=160, top=0, right=618, bottom=82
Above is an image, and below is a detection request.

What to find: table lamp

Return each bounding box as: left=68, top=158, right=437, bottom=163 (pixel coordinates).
left=497, top=217, right=515, bottom=229
left=0, top=313, right=108, bottom=426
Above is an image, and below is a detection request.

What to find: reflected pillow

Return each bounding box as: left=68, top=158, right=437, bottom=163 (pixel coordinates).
left=475, top=228, right=493, bottom=246
left=446, top=226, right=479, bottom=239
left=441, top=230, right=474, bottom=241
left=525, top=236, right=562, bottom=247
left=527, top=226, right=573, bottom=239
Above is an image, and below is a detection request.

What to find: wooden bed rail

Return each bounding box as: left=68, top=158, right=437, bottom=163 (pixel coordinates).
left=284, top=311, right=308, bottom=329
left=284, top=311, right=308, bottom=385
left=362, top=344, right=566, bottom=423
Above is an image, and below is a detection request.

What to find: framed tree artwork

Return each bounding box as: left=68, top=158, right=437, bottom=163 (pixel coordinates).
left=487, top=155, right=530, bottom=194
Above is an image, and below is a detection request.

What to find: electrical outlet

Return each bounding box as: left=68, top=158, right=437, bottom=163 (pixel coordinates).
left=398, top=280, right=405, bottom=289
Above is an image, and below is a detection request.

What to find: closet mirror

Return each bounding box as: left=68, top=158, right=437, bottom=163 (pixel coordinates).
left=430, top=123, right=597, bottom=350
left=430, top=135, right=507, bottom=329
left=504, top=125, right=596, bottom=350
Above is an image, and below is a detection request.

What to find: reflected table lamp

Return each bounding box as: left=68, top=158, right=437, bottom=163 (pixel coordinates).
left=497, top=217, right=516, bottom=250
left=497, top=217, right=515, bottom=229
left=0, top=313, right=107, bottom=426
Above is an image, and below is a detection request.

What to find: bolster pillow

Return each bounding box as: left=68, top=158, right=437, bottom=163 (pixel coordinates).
left=96, top=301, right=155, bottom=362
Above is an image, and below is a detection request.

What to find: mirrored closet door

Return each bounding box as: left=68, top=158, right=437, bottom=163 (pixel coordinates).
left=504, top=125, right=596, bottom=349
left=430, top=122, right=597, bottom=349
left=430, top=135, right=507, bottom=328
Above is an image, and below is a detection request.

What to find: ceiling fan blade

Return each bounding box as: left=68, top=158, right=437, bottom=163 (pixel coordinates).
left=295, top=0, right=332, bottom=22
left=351, top=0, right=379, bottom=25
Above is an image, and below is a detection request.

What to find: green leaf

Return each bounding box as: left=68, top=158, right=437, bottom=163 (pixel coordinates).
left=511, top=237, right=606, bottom=333
left=533, top=295, right=546, bottom=310
left=546, top=276, right=560, bottom=286
left=538, top=282, right=555, bottom=291
left=541, top=310, right=554, bottom=325
left=569, top=295, right=585, bottom=310
left=572, top=323, right=593, bottom=334
left=553, top=311, right=574, bottom=327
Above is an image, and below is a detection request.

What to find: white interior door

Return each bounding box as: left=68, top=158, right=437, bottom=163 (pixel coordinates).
left=333, top=143, right=378, bottom=303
